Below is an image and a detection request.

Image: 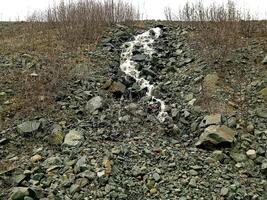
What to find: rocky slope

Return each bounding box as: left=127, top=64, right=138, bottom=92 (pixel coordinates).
left=0, top=22, right=267, bottom=200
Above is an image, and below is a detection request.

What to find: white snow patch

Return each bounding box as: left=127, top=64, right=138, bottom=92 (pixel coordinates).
left=120, top=27, right=168, bottom=122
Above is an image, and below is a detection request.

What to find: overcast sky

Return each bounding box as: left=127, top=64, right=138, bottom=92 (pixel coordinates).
left=0, top=0, right=266, bottom=21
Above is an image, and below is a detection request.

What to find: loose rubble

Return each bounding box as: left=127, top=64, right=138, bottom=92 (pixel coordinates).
left=0, top=22, right=267, bottom=199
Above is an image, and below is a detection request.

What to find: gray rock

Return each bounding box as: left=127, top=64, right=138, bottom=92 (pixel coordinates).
left=24, top=197, right=34, bottom=200
left=63, top=129, right=84, bottom=147
left=261, top=162, right=267, bottom=175
left=152, top=173, right=161, bottom=182
left=196, top=125, right=236, bottom=149
left=43, top=156, right=62, bottom=168
left=189, top=169, right=198, bottom=176
left=17, top=121, right=41, bottom=134
left=32, top=173, right=44, bottom=181
left=227, top=117, right=237, bottom=128
left=220, top=187, right=229, bottom=196
left=262, top=55, right=267, bottom=64
left=200, top=114, right=222, bottom=128
left=108, top=81, right=126, bottom=94
left=70, top=184, right=80, bottom=194
left=49, top=124, right=64, bottom=145
left=189, top=178, right=197, bottom=187
left=85, top=96, right=103, bottom=113
left=74, top=156, right=87, bottom=173
left=246, top=123, right=255, bottom=133
left=15, top=174, right=27, bottom=185
left=132, top=54, right=146, bottom=61
left=230, top=152, right=247, bottom=162
left=212, top=150, right=225, bottom=162
left=10, top=187, right=29, bottom=200
left=255, top=105, right=267, bottom=118
left=246, top=149, right=257, bottom=160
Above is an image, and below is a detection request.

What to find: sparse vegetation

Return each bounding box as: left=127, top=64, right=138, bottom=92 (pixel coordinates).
left=1, top=1, right=267, bottom=199
left=165, top=0, right=267, bottom=115
left=0, top=0, right=140, bottom=128
left=28, top=0, right=140, bottom=46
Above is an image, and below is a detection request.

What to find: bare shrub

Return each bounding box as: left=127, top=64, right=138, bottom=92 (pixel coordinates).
left=165, top=1, right=267, bottom=115
left=27, top=0, right=140, bottom=46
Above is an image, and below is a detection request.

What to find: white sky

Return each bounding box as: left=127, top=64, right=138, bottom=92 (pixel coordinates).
left=0, top=0, right=266, bottom=21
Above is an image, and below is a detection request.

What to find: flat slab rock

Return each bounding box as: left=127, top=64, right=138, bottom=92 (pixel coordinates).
left=63, top=129, right=84, bottom=147
left=85, top=96, right=103, bottom=113
left=17, top=120, right=41, bottom=134
left=196, top=125, right=236, bottom=149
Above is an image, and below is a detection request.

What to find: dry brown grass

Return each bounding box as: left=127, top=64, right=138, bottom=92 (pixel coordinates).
left=165, top=1, right=267, bottom=115
left=0, top=0, right=140, bottom=129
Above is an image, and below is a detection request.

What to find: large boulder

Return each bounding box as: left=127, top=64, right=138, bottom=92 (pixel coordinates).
left=196, top=125, right=236, bottom=149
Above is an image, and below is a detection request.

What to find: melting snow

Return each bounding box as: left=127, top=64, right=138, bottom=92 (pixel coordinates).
left=120, top=27, right=168, bottom=122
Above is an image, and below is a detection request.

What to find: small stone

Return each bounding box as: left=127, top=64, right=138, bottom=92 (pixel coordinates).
left=259, top=87, right=267, bottom=100
left=24, top=197, right=34, bottom=200
left=97, top=170, right=105, bottom=177
left=49, top=124, right=64, bottom=145
left=49, top=132, right=64, bottom=145
left=70, top=184, right=80, bottom=194
left=32, top=173, right=44, bottom=181
left=262, top=55, right=267, bottom=64
left=85, top=96, right=103, bottom=113
left=108, top=81, right=126, bottom=94
left=15, top=174, right=27, bottom=185
left=150, top=187, right=158, bottom=194
left=111, top=147, right=121, bottom=155
left=10, top=187, right=29, bottom=200
left=43, top=156, right=62, bottom=168
left=0, top=91, right=6, bottom=97
left=246, top=149, right=257, bottom=160
left=212, top=150, right=225, bottom=162
left=152, top=173, right=161, bottom=182
left=230, top=152, right=247, bottom=162
left=227, top=117, right=237, bottom=128
left=220, top=187, right=229, bottom=196
left=102, top=79, right=112, bottom=89
left=261, top=162, right=267, bottom=175
left=31, top=154, right=42, bottom=163
left=74, top=156, right=87, bottom=173
left=256, top=106, right=267, bottom=118
left=63, top=129, right=84, bottom=147
left=200, top=114, right=222, bottom=128
left=17, top=121, right=41, bottom=134
left=189, top=169, right=198, bottom=176
left=189, top=178, right=197, bottom=187
left=246, top=124, right=254, bottom=133
left=132, top=54, right=146, bottom=62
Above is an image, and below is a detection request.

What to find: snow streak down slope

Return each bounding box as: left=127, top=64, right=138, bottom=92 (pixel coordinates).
left=120, top=28, right=168, bottom=122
